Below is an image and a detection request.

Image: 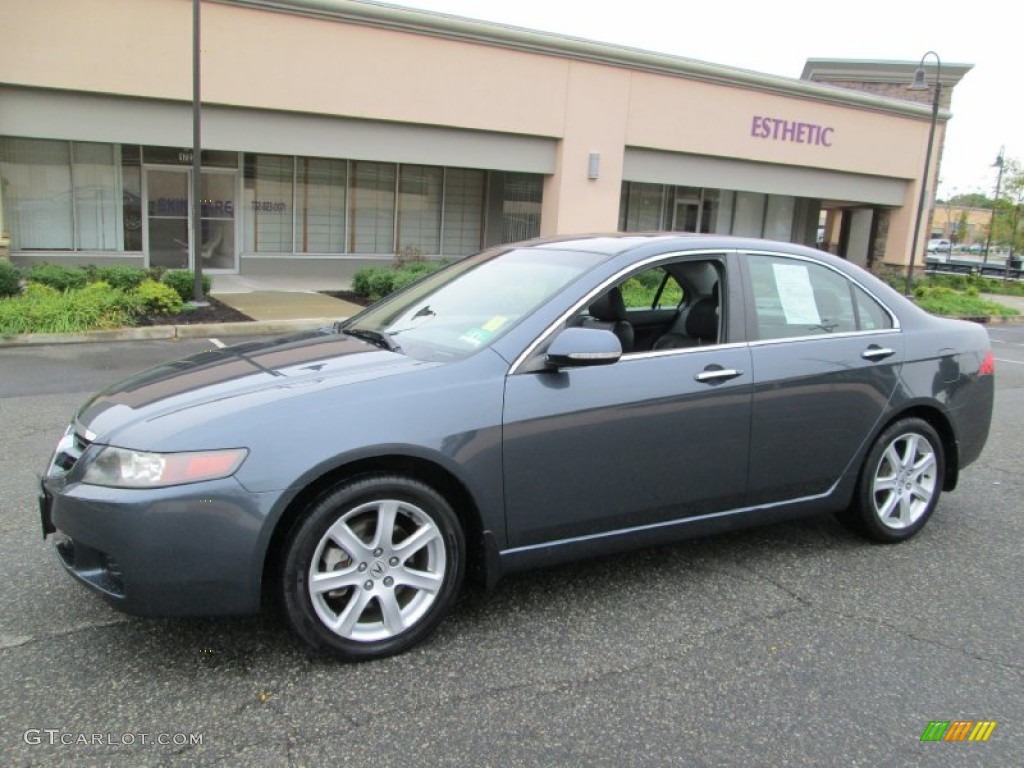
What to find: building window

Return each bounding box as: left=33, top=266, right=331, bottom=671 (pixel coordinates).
left=501, top=172, right=542, bottom=243
left=620, top=182, right=667, bottom=231
left=121, top=145, right=142, bottom=251
left=243, top=154, right=294, bottom=252
left=295, top=157, right=347, bottom=253
left=442, top=168, right=484, bottom=256
left=1, top=137, right=74, bottom=250
left=619, top=182, right=727, bottom=234
left=72, top=142, right=120, bottom=251
left=397, top=164, right=442, bottom=255
left=350, top=161, right=396, bottom=254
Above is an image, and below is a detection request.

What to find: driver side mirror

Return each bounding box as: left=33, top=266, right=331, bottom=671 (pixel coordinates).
left=545, top=327, right=622, bottom=369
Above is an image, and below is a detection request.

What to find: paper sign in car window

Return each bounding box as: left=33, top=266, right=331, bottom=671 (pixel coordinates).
left=772, top=263, right=821, bottom=325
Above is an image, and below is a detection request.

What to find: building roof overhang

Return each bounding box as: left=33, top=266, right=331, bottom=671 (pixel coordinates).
left=215, top=0, right=957, bottom=121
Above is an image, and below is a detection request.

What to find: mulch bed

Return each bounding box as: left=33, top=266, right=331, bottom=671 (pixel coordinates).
left=133, top=296, right=254, bottom=326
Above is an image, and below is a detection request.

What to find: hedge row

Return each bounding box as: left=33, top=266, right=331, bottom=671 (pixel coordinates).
left=0, top=263, right=209, bottom=336
left=0, top=263, right=212, bottom=301
left=351, top=261, right=446, bottom=301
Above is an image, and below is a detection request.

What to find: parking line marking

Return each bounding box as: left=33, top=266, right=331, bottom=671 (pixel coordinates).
left=994, top=357, right=1024, bottom=365
left=209, top=338, right=226, bottom=348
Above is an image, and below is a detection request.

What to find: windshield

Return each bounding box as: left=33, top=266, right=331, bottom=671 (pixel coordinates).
left=343, top=247, right=607, bottom=361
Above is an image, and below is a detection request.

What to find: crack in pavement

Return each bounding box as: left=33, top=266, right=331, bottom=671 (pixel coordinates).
left=723, top=559, right=1024, bottom=675
left=0, top=618, right=131, bottom=651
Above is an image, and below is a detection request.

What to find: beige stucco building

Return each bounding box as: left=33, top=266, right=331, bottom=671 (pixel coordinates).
left=0, top=0, right=971, bottom=279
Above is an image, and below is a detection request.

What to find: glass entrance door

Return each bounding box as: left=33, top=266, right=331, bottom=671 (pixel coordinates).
left=146, top=169, right=190, bottom=270
left=145, top=168, right=237, bottom=271
left=200, top=171, right=236, bottom=270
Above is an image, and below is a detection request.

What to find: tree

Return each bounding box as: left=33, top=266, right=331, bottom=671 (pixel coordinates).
left=948, top=191, right=993, bottom=209
left=957, top=209, right=971, bottom=244
left=991, top=158, right=1024, bottom=257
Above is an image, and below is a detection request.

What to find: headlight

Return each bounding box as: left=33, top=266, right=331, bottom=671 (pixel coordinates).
left=81, top=446, right=248, bottom=488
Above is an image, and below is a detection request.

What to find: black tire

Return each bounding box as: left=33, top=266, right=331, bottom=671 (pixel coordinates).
left=281, top=474, right=464, bottom=660
left=839, top=418, right=944, bottom=543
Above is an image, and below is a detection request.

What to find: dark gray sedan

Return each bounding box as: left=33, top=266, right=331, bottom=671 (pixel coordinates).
left=40, top=235, right=995, bottom=660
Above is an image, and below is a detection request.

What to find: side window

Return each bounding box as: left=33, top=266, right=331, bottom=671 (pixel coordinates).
left=620, top=267, right=685, bottom=311
left=748, top=255, right=859, bottom=340
left=852, top=285, right=894, bottom=331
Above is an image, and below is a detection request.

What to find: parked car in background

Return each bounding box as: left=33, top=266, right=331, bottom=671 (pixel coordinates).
left=39, top=234, right=995, bottom=660
left=927, top=238, right=952, bottom=254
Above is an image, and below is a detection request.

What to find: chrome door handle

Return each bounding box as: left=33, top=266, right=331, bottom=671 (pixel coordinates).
left=861, top=347, right=895, bottom=361
left=695, top=368, right=743, bottom=383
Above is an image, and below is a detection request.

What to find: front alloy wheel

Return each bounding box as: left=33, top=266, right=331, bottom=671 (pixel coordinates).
left=841, top=418, right=945, bottom=543
left=282, top=475, right=464, bottom=659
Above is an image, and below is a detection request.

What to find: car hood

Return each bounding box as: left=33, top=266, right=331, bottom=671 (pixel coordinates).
left=74, top=331, right=437, bottom=442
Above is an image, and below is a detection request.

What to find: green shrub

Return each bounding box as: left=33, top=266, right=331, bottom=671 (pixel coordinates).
left=391, top=269, right=428, bottom=293
left=145, top=265, right=167, bottom=283
left=88, top=265, right=148, bottom=292
left=26, top=263, right=88, bottom=291
left=352, top=267, right=390, bottom=299
left=352, top=262, right=446, bottom=300
left=162, top=270, right=212, bottom=302
left=401, top=261, right=439, bottom=276
left=0, top=260, right=21, bottom=298
left=133, top=280, right=185, bottom=314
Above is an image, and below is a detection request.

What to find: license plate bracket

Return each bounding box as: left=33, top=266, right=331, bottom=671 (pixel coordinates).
left=39, top=489, right=55, bottom=539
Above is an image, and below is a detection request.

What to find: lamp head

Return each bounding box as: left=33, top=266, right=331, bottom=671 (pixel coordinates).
left=908, top=67, right=929, bottom=91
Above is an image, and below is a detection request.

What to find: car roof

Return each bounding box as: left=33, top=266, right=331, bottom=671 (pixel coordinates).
left=514, top=232, right=829, bottom=260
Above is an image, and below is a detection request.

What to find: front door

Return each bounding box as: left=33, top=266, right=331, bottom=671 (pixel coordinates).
left=502, top=347, right=753, bottom=549
left=144, top=168, right=237, bottom=272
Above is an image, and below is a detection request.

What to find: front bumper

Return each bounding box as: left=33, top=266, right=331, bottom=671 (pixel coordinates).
left=40, top=474, right=277, bottom=617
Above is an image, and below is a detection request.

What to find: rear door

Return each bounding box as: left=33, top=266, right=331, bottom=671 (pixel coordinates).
left=741, top=252, right=904, bottom=506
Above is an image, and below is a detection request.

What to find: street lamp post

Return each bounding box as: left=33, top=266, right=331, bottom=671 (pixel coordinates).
left=905, top=51, right=942, bottom=296
left=191, top=0, right=207, bottom=305
left=982, top=146, right=1005, bottom=265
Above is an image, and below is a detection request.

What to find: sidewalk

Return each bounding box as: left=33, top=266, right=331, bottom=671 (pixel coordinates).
left=982, top=293, right=1024, bottom=314
left=210, top=274, right=364, bottom=323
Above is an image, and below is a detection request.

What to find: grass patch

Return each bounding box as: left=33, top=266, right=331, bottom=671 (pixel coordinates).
left=0, top=282, right=140, bottom=337
left=913, top=286, right=1018, bottom=318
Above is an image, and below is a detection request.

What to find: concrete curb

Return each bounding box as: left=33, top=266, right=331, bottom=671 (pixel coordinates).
left=0, top=317, right=345, bottom=347
left=959, top=314, right=1024, bottom=326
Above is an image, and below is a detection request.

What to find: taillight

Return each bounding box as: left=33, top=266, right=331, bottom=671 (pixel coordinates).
left=978, top=350, right=995, bottom=377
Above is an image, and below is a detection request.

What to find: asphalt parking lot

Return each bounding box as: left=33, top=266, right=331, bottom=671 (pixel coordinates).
left=2, top=327, right=1022, bottom=766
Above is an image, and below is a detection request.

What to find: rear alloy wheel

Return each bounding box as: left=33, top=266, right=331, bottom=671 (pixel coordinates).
left=282, top=475, right=464, bottom=660
left=842, top=418, right=944, bottom=543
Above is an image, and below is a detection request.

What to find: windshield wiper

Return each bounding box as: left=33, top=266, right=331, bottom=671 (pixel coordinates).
left=341, top=327, right=402, bottom=353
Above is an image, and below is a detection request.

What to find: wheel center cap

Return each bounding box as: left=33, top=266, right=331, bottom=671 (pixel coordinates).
left=369, top=560, right=388, bottom=579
